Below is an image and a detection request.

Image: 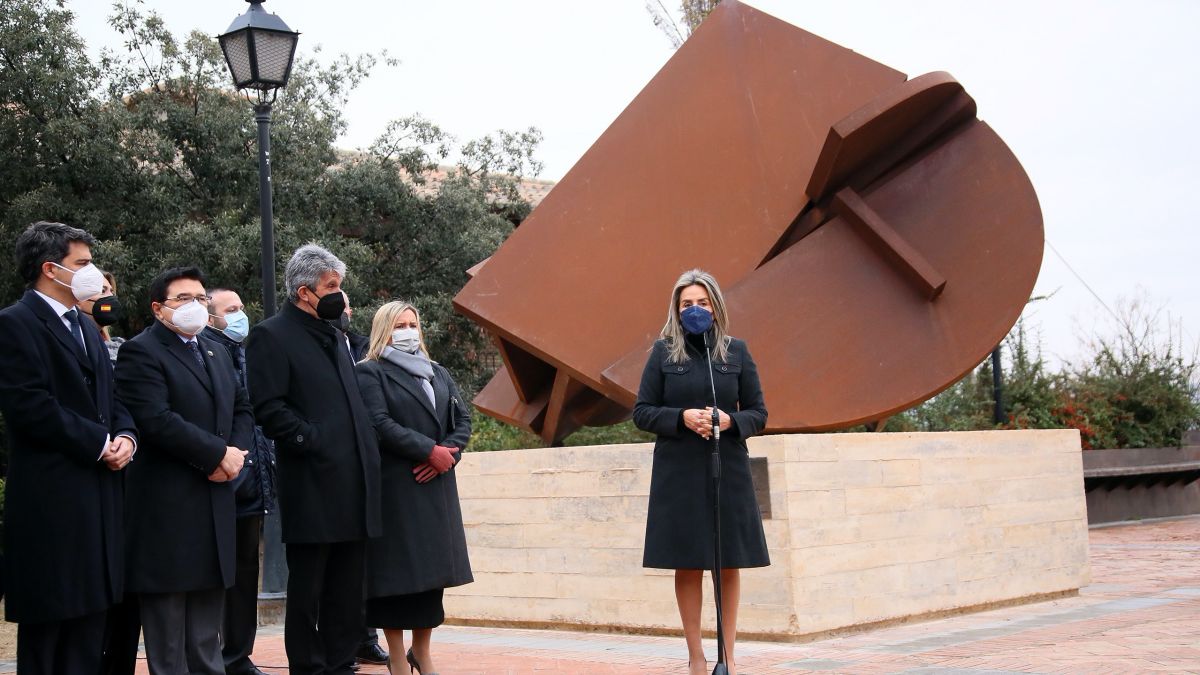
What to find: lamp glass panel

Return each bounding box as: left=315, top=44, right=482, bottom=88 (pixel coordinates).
left=220, top=30, right=253, bottom=86
left=251, top=30, right=296, bottom=85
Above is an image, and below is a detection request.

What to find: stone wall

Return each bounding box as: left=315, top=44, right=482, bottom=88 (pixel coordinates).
left=446, top=430, right=1090, bottom=639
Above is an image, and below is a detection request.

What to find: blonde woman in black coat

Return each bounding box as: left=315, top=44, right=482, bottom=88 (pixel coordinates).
left=355, top=300, right=472, bottom=675
left=633, top=269, right=769, bottom=675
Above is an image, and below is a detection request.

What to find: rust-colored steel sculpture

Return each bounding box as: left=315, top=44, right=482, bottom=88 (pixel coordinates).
left=453, top=1, right=1043, bottom=444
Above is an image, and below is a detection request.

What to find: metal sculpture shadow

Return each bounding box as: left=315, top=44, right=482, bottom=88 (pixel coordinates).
left=453, top=0, right=1043, bottom=444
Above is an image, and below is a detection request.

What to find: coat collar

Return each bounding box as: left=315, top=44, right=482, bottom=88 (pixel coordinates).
left=21, top=290, right=94, bottom=373
left=152, top=320, right=213, bottom=395
left=282, top=302, right=336, bottom=333
left=202, top=325, right=239, bottom=349
left=378, top=358, right=445, bottom=423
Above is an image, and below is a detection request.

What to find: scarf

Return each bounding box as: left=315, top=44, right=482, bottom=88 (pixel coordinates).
left=382, top=345, right=436, bottom=409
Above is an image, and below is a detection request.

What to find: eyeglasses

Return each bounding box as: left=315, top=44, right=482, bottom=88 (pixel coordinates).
left=163, top=294, right=213, bottom=306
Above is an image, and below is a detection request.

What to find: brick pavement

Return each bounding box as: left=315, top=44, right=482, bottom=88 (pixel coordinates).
left=5, top=516, right=1198, bottom=674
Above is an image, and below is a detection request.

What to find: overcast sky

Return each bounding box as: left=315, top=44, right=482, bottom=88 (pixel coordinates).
left=68, top=0, right=1200, bottom=368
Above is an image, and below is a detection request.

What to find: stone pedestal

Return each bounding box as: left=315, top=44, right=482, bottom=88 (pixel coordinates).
left=446, top=430, right=1090, bottom=640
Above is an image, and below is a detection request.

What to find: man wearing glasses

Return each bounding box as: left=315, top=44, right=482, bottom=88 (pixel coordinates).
left=114, top=266, right=253, bottom=674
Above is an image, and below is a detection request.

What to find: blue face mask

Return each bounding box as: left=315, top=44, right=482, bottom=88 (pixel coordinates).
left=221, top=310, right=250, bottom=343
left=680, top=305, right=714, bottom=335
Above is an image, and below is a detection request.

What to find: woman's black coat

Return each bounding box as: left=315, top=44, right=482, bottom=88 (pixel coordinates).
left=633, top=336, right=770, bottom=569
left=355, top=358, right=473, bottom=598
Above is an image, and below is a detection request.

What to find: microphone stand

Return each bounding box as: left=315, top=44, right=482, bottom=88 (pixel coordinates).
left=702, top=330, right=729, bottom=675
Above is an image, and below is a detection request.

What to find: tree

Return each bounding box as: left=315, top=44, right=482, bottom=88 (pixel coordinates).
left=645, top=0, right=721, bottom=49
left=0, top=0, right=543, bottom=467
left=884, top=304, right=1200, bottom=449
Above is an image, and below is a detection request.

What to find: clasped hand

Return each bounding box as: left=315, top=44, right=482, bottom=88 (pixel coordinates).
left=413, top=444, right=456, bottom=484
left=208, top=447, right=248, bottom=482
left=101, top=436, right=135, bottom=471
left=683, top=407, right=732, bottom=440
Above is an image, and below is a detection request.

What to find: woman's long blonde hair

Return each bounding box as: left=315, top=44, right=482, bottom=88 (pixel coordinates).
left=363, top=300, right=430, bottom=361
left=660, top=269, right=730, bottom=364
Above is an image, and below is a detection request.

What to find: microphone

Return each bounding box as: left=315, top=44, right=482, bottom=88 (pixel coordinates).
left=700, top=327, right=729, bottom=675
left=702, top=329, right=721, bottom=467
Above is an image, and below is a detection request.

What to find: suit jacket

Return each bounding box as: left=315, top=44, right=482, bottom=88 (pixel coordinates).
left=355, top=358, right=472, bottom=597
left=245, top=303, right=381, bottom=543
left=0, top=290, right=137, bottom=623
left=115, top=321, right=254, bottom=593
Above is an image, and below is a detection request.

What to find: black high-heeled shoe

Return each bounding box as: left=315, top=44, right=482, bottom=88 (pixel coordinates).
left=406, top=648, right=440, bottom=675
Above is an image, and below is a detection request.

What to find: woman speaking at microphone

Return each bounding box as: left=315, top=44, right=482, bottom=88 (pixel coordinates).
left=633, top=269, right=769, bottom=675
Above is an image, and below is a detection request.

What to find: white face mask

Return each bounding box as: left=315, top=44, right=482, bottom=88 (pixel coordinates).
left=391, top=327, right=421, bottom=354
left=51, top=262, right=105, bottom=301
left=164, top=300, right=209, bottom=336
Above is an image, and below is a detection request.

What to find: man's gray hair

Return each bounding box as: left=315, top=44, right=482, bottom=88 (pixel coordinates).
left=285, top=243, right=347, bottom=302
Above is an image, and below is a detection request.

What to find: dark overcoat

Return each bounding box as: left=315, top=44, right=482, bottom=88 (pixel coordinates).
left=0, top=290, right=138, bottom=623
left=115, top=320, right=254, bottom=593
left=355, top=358, right=473, bottom=598
left=245, top=303, right=382, bottom=543
left=633, top=336, right=770, bottom=569
left=202, top=326, right=277, bottom=519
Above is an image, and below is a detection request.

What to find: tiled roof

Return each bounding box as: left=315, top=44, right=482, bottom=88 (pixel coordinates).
left=335, top=149, right=556, bottom=207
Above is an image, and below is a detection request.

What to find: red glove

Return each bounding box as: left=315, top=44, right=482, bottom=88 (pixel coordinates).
left=413, top=462, right=438, bottom=484
left=428, top=444, right=456, bottom=473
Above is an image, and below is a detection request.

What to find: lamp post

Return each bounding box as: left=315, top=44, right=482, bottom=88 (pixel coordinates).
left=218, top=0, right=300, bottom=318
left=218, top=0, right=299, bottom=601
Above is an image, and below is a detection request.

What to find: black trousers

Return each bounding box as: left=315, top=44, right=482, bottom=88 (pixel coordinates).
left=223, top=514, right=263, bottom=673
left=100, top=594, right=141, bottom=675
left=284, top=541, right=366, bottom=675
left=17, top=609, right=108, bottom=675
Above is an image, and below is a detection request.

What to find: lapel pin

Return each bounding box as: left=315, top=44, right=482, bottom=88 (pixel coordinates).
left=206, top=350, right=214, bottom=357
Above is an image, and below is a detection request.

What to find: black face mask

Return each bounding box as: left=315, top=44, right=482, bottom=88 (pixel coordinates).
left=335, top=313, right=351, bottom=333
left=308, top=288, right=346, bottom=321
left=87, top=295, right=122, bottom=327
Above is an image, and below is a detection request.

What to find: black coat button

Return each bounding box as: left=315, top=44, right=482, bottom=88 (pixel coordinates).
left=295, top=434, right=304, bottom=443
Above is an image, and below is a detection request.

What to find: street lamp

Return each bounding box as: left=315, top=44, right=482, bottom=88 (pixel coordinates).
left=217, top=0, right=300, bottom=603
left=218, top=0, right=300, bottom=318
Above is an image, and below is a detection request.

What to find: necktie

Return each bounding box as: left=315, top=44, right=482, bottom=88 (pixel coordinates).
left=185, top=340, right=206, bottom=371
left=64, top=309, right=86, bottom=355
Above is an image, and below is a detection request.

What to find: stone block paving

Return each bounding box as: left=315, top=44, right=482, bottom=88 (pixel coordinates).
left=6, top=516, right=1194, bottom=674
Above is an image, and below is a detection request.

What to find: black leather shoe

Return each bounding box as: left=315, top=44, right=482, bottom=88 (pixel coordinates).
left=355, top=642, right=390, bottom=665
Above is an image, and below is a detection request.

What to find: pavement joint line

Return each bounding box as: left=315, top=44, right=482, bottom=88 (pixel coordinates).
left=435, top=626, right=779, bottom=660
left=775, top=658, right=857, bottom=671
left=892, top=662, right=1051, bottom=667
left=865, top=596, right=1185, bottom=654
left=1089, top=543, right=1200, bottom=551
